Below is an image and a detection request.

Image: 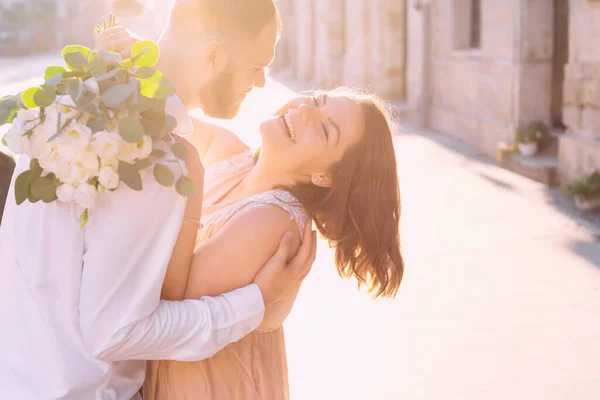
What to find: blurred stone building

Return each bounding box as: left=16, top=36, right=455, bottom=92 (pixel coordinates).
left=273, top=0, right=600, bottom=188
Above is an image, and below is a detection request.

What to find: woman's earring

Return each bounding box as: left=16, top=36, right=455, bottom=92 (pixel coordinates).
left=312, top=177, right=319, bottom=184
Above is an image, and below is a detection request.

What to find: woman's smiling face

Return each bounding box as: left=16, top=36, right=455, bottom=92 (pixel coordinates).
left=258, top=92, right=365, bottom=185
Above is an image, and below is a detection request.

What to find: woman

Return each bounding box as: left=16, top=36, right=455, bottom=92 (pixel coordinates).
left=143, top=87, right=405, bottom=399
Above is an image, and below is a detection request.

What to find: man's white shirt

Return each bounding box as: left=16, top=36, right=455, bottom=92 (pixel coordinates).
left=0, top=97, right=265, bottom=400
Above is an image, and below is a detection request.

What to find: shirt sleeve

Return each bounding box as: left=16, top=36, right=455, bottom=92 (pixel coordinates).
left=78, top=170, right=265, bottom=361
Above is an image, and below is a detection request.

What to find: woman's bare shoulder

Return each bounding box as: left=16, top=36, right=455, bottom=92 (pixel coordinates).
left=189, top=117, right=250, bottom=167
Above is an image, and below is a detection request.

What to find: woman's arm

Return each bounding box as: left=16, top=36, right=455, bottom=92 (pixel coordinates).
left=160, top=137, right=205, bottom=301
left=185, top=205, right=302, bottom=299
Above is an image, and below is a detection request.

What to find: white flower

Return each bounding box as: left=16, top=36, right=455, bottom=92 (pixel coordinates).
left=53, top=151, right=99, bottom=185
left=55, top=120, right=92, bottom=152
left=98, top=166, right=120, bottom=190
left=5, top=108, right=40, bottom=154
left=91, top=130, right=122, bottom=159
left=54, top=95, right=79, bottom=119
left=28, top=123, right=53, bottom=159
left=73, top=183, right=98, bottom=210
left=117, top=135, right=153, bottom=163
left=56, top=184, right=76, bottom=203
left=38, top=143, right=61, bottom=174
left=101, top=157, right=119, bottom=170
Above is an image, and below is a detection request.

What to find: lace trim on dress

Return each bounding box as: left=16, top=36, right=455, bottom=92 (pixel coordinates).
left=204, top=150, right=254, bottom=182
left=205, top=189, right=310, bottom=234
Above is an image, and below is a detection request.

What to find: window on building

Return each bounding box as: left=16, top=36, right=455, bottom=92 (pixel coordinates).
left=453, top=0, right=482, bottom=50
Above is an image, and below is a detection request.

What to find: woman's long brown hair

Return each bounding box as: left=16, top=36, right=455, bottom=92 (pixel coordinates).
left=284, top=88, right=404, bottom=298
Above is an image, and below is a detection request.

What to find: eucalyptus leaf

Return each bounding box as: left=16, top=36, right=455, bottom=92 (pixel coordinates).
left=31, top=176, right=57, bottom=203
left=118, top=161, right=143, bottom=191
left=154, top=164, right=174, bottom=187
left=74, top=91, right=96, bottom=109
left=131, top=41, right=160, bottom=67
left=67, top=80, right=83, bottom=101
left=101, top=84, right=135, bottom=108
left=64, top=52, right=89, bottom=72
left=93, top=68, right=122, bottom=82
left=140, top=79, right=176, bottom=99
left=1, top=135, right=7, bottom=146
left=135, top=158, right=153, bottom=170
left=87, top=117, right=105, bottom=133
left=45, top=73, right=64, bottom=87
left=135, top=66, right=158, bottom=80
left=33, top=85, right=56, bottom=107
left=15, top=170, right=30, bottom=205
left=62, top=71, right=86, bottom=79
left=0, top=98, right=17, bottom=110
left=164, top=115, right=177, bottom=133
left=118, top=116, right=145, bottom=143
left=28, top=192, right=41, bottom=204
left=98, top=50, right=123, bottom=64
left=171, top=143, right=188, bottom=161
left=140, top=118, right=164, bottom=140
left=44, top=66, right=67, bottom=81
left=176, top=176, right=196, bottom=197
left=62, top=45, right=91, bottom=70
left=88, top=51, right=107, bottom=75
left=21, top=87, right=42, bottom=109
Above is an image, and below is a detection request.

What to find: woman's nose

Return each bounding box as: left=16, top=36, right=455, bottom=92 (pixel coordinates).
left=298, top=104, right=315, bottom=125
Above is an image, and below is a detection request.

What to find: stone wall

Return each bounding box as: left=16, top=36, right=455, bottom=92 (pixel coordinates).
left=273, top=0, right=406, bottom=100
left=559, top=0, right=600, bottom=184
left=416, top=0, right=556, bottom=158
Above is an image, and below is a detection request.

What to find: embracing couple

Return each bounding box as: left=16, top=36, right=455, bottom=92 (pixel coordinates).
left=0, top=1, right=404, bottom=399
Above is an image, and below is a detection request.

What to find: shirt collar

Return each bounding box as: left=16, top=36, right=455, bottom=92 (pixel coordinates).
left=165, top=95, right=194, bottom=137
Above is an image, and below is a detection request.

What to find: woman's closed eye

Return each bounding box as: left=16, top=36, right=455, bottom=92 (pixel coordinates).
left=313, top=95, right=330, bottom=142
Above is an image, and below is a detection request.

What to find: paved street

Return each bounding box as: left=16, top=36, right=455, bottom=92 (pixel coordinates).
left=2, top=61, right=600, bottom=399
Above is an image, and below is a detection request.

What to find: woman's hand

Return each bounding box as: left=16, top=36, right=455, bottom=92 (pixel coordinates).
left=94, top=26, right=143, bottom=59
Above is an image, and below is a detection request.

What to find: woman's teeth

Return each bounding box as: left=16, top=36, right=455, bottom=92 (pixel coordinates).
left=284, top=113, right=296, bottom=141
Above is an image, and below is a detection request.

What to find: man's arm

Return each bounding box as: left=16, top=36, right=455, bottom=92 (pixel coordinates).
left=78, top=166, right=265, bottom=362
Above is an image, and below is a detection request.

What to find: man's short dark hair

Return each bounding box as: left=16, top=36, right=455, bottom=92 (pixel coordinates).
left=170, top=0, right=281, bottom=39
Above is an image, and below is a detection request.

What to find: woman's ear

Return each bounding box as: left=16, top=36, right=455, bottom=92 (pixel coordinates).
left=311, top=174, right=332, bottom=188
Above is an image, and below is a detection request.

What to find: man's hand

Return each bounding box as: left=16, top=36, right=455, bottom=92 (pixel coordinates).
left=254, top=223, right=317, bottom=308
left=94, top=26, right=143, bottom=59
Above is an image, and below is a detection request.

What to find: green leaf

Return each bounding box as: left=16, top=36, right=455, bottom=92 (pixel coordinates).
left=79, top=209, right=89, bottom=229
left=118, top=116, right=145, bottom=143
left=62, top=71, right=86, bottom=79
left=0, top=97, right=17, bottom=110
left=88, top=51, right=107, bottom=75
left=98, top=50, right=123, bottom=64
left=62, top=45, right=91, bottom=70
left=87, top=117, right=105, bottom=133
left=164, top=115, right=177, bottom=133
left=118, top=161, right=143, bottom=191
left=44, top=66, right=67, bottom=81
left=131, top=41, right=160, bottom=67
left=29, top=159, right=42, bottom=181
left=95, top=68, right=124, bottom=82
left=33, top=85, right=56, bottom=107
left=15, top=171, right=30, bottom=205
left=171, top=143, right=188, bottom=161
left=135, top=157, right=153, bottom=170
left=135, top=66, right=158, bottom=80
left=45, top=73, right=63, bottom=87
left=64, top=52, right=89, bottom=72
left=1, top=135, right=7, bottom=147
left=67, top=79, right=83, bottom=101
left=140, top=79, right=176, bottom=99
left=140, top=117, right=164, bottom=140
left=0, top=108, right=17, bottom=124
left=101, top=83, right=135, bottom=108
left=175, top=176, right=196, bottom=197
left=22, top=87, right=42, bottom=109
left=27, top=191, right=41, bottom=204
left=31, top=176, right=58, bottom=203
left=154, top=164, right=174, bottom=187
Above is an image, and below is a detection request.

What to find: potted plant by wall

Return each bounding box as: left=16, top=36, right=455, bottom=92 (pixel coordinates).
left=514, top=123, right=547, bottom=156
left=562, top=168, right=600, bottom=212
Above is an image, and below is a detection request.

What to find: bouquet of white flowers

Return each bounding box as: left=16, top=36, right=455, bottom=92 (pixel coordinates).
left=0, top=40, right=195, bottom=227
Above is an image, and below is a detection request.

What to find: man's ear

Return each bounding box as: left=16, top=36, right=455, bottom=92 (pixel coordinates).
left=311, top=174, right=332, bottom=188
left=202, top=40, right=229, bottom=73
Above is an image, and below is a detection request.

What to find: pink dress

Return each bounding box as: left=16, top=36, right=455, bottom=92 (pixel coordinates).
left=143, top=151, right=310, bottom=400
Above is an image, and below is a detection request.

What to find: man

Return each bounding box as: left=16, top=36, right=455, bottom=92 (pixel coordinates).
left=0, top=1, right=316, bottom=399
